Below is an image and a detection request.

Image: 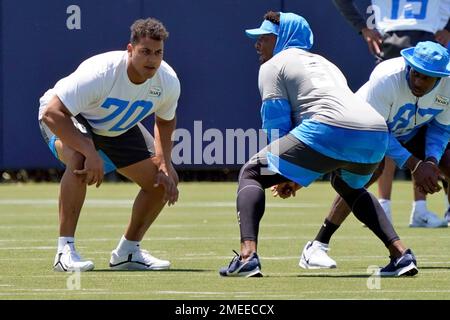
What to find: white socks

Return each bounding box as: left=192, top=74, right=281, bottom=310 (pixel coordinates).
left=116, top=235, right=140, bottom=256
left=412, top=200, right=427, bottom=214
left=58, top=236, right=75, bottom=253
left=378, top=199, right=391, bottom=213
left=378, top=199, right=392, bottom=223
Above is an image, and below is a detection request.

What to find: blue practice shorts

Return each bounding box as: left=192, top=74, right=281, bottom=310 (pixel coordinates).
left=39, top=115, right=155, bottom=174
left=264, top=133, right=385, bottom=189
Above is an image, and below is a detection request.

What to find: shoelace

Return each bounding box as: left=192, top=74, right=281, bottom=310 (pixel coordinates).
left=226, top=250, right=241, bottom=268
left=137, top=249, right=159, bottom=263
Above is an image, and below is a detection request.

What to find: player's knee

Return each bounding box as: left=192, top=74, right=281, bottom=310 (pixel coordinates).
left=64, top=150, right=85, bottom=171
left=239, top=161, right=259, bottom=182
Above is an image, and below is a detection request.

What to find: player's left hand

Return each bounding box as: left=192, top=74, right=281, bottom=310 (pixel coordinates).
left=154, top=167, right=179, bottom=206
left=168, top=163, right=179, bottom=186
left=271, top=182, right=301, bottom=199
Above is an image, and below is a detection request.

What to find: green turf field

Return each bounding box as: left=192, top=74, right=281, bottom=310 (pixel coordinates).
left=0, top=181, right=449, bottom=300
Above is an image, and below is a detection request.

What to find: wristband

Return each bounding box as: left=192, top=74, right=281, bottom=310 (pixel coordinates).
left=411, top=160, right=423, bottom=174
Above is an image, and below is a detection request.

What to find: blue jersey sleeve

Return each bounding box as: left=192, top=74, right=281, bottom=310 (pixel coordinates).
left=260, top=98, right=292, bottom=143
left=426, top=120, right=450, bottom=162
left=385, top=133, right=412, bottom=168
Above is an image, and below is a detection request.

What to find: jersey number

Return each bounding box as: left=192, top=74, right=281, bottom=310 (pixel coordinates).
left=391, top=0, right=428, bottom=20
left=388, top=103, right=442, bottom=131
left=90, top=98, right=153, bottom=132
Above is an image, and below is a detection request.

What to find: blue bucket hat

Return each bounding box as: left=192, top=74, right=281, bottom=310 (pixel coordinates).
left=401, top=41, right=450, bottom=78
left=245, top=20, right=279, bottom=38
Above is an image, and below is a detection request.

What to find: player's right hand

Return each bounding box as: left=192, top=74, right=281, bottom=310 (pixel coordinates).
left=361, top=28, right=382, bottom=57
left=272, top=182, right=301, bottom=199
left=73, top=152, right=104, bottom=188
left=412, top=161, right=442, bottom=194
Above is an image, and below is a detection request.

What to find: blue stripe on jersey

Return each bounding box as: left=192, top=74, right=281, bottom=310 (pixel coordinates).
left=290, top=119, right=388, bottom=163
left=261, top=99, right=292, bottom=143
left=426, top=120, right=450, bottom=162
left=340, top=170, right=373, bottom=189
left=267, top=152, right=321, bottom=187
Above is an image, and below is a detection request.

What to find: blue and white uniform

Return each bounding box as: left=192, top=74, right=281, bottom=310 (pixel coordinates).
left=357, top=56, right=450, bottom=167
left=39, top=51, right=180, bottom=136
left=257, top=13, right=388, bottom=189
left=371, top=0, right=450, bottom=34
left=39, top=51, right=180, bottom=172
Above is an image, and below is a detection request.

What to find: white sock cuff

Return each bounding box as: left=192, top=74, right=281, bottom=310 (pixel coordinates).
left=116, top=235, right=140, bottom=254
left=58, top=237, right=75, bottom=253
left=378, top=199, right=391, bottom=204
left=413, top=200, right=427, bottom=212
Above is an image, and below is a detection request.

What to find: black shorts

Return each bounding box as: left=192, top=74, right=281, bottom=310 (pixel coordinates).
left=378, top=30, right=435, bottom=62
left=40, top=115, right=155, bottom=172
left=402, top=125, right=450, bottom=162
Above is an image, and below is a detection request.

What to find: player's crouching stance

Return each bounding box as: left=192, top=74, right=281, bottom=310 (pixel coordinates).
left=39, top=18, right=180, bottom=272
left=219, top=11, right=418, bottom=278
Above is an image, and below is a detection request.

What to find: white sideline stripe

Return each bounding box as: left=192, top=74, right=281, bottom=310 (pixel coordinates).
left=2, top=234, right=450, bottom=244
left=1, top=269, right=448, bottom=280
left=0, top=223, right=334, bottom=230
left=1, top=289, right=450, bottom=297
left=0, top=199, right=324, bottom=208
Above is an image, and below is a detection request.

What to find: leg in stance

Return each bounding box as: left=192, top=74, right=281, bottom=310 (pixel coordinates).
left=330, top=173, right=417, bottom=277
left=53, top=141, right=94, bottom=272
left=300, top=160, right=385, bottom=269
left=377, top=157, right=396, bottom=222
left=109, top=157, right=172, bottom=271
left=439, top=148, right=450, bottom=223
left=220, top=153, right=289, bottom=277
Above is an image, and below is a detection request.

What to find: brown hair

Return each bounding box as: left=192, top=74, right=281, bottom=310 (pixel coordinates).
left=130, top=18, right=169, bottom=44
left=264, top=11, right=280, bottom=25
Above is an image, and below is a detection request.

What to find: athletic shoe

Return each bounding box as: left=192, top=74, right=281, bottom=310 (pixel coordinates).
left=444, top=208, right=450, bottom=224
left=219, top=250, right=263, bottom=277
left=299, top=240, right=337, bottom=269
left=409, top=210, right=448, bottom=228
left=109, top=248, right=170, bottom=270
left=53, top=244, right=95, bottom=272
left=378, top=249, right=418, bottom=277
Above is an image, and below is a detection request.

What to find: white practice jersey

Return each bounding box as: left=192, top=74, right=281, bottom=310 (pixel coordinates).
left=357, top=57, right=450, bottom=141
left=39, top=51, right=180, bottom=137
left=372, top=0, right=450, bottom=34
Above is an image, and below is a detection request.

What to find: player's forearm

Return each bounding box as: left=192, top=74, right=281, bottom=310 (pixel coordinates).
left=332, top=0, right=367, bottom=33
left=154, top=116, right=176, bottom=166
left=42, top=96, right=97, bottom=157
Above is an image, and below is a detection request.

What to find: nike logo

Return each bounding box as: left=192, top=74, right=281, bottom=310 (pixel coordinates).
left=394, top=255, right=405, bottom=267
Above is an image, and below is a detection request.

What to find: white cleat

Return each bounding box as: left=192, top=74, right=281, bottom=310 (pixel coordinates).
left=53, top=244, right=95, bottom=272
left=409, top=210, right=448, bottom=228
left=109, top=249, right=170, bottom=270
left=444, top=209, right=450, bottom=224
left=299, top=240, right=337, bottom=269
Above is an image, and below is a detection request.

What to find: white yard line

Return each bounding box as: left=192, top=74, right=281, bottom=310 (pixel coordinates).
left=0, top=199, right=325, bottom=208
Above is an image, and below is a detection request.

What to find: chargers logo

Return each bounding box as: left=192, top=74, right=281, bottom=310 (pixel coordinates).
left=149, top=86, right=162, bottom=97
left=435, top=95, right=449, bottom=107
